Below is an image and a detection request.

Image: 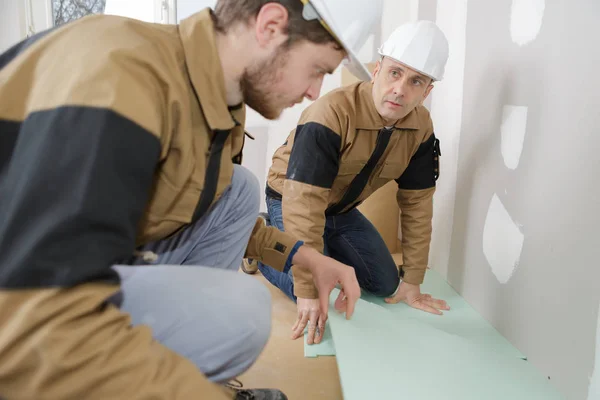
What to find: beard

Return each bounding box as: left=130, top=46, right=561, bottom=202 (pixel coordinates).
left=240, top=46, right=289, bottom=120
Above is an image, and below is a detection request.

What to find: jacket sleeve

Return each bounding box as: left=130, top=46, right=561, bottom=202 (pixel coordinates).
left=0, top=44, right=230, bottom=399
left=394, top=131, right=441, bottom=285
left=244, top=219, right=301, bottom=272
left=282, top=115, right=342, bottom=299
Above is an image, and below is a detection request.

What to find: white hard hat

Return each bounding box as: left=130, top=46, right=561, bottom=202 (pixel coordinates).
left=300, top=0, right=383, bottom=81
left=378, top=20, right=449, bottom=81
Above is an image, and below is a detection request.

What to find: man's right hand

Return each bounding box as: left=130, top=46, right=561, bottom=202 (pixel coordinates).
left=292, top=246, right=361, bottom=323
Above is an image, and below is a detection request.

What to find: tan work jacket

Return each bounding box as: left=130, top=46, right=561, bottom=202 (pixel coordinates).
left=0, top=9, right=297, bottom=399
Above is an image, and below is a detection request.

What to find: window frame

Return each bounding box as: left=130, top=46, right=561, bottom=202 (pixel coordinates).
left=158, top=0, right=177, bottom=24
left=25, top=0, right=54, bottom=35
left=25, top=0, right=173, bottom=35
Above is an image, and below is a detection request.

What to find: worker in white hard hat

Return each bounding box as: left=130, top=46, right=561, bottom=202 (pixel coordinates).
left=244, top=20, right=452, bottom=345
left=0, top=0, right=383, bottom=399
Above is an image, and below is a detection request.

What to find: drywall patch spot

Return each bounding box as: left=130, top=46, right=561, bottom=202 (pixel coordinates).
left=510, top=0, right=546, bottom=46
left=588, top=304, right=600, bottom=400
left=501, top=105, right=528, bottom=170
left=483, top=194, right=524, bottom=284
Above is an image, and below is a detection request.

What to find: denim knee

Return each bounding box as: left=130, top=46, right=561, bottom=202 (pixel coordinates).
left=368, top=270, right=401, bottom=297
left=231, top=165, right=260, bottom=217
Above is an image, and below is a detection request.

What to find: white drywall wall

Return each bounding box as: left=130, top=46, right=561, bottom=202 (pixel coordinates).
left=421, top=0, right=468, bottom=279
left=589, top=305, right=600, bottom=400
left=425, top=0, right=600, bottom=399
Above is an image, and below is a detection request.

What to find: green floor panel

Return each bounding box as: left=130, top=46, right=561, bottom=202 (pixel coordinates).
left=303, top=321, right=336, bottom=357
left=304, top=269, right=525, bottom=359
left=327, top=288, right=565, bottom=400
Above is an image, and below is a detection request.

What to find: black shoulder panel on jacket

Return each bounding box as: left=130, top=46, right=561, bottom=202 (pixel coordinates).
left=286, top=122, right=341, bottom=189
left=0, top=106, right=161, bottom=288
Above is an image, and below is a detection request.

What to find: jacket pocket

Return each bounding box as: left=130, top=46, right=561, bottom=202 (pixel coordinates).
left=147, top=173, right=199, bottom=222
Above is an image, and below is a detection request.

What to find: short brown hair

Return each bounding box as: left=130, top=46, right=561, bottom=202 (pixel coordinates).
left=214, top=0, right=342, bottom=49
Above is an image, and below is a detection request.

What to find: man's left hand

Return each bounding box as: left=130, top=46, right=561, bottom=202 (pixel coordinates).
left=384, top=281, right=450, bottom=315
left=291, top=297, right=326, bottom=344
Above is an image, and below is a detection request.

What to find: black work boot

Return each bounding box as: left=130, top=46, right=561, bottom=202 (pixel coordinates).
left=227, top=379, right=288, bottom=400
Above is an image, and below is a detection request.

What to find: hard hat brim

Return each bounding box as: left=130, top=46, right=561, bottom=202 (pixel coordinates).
left=342, top=48, right=372, bottom=81
left=379, top=54, right=440, bottom=82
left=301, top=0, right=374, bottom=81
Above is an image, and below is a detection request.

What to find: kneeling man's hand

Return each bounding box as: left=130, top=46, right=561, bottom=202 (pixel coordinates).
left=291, top=297, right=325, bottom=344
left=385, top=281, right=450, bottom=315
left=291, top=247, right=361, bottom=343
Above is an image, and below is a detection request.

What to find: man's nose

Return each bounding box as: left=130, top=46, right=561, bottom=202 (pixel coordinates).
left=305, top=76, right=324, bottom=101
left=391, top=77, right=409, bottom=97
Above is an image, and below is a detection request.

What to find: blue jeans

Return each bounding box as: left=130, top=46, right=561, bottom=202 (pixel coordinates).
left=258, top=197, right=400, bottom=301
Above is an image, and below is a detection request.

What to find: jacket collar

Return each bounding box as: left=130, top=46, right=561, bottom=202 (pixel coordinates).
left=179, top=9, right=239, bottom=131
left=355, top=81, right=420, bottom=131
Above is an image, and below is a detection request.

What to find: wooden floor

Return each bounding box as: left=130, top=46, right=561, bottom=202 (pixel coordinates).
left=237, top=272, right=343, bottom=400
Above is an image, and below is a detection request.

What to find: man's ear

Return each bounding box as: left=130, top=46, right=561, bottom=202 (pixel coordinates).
left=254, top=3, right=289, bottom=49
left=371, top=60, right=382, bottom=83
left=421, top=83, right=434, bottom=103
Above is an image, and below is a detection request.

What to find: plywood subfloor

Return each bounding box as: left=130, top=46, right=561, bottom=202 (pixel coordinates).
left=237, top=272, right=343, bottom=400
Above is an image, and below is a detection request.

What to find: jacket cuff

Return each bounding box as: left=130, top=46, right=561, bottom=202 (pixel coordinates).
left=400, top=266, right=426, bottom=285
left=291, top=261, right=319, bottom=299
left=284, top=241, right=304, bottom=271
left=261, top=230, right=298, bottom=272
left=293, top=282, right=319, bottom=299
